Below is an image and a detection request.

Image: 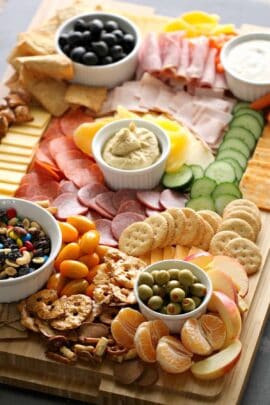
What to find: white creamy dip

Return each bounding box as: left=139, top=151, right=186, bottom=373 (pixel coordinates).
left=227, top=39, right=270, bottom=83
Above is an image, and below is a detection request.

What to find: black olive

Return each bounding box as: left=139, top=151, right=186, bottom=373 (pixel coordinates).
left=59, top=33, right=69, bottom=48
left=81, top=30, right=92, bottom=45
left=112, top=29, right=124, bottom=43
left=74, top=18, right=88, bottom=32
left=101, top=55, right=113, bottom=65
left=110, top=44, right=123, bottom=59
left=104, top=20, right=119, bottom=32
left=100, top=32, right=117, bottom=47
left=123, top=33, right=135, bottom=52
left=70, top=46, right=86, bottom=63
left=67, top=31, right=83, bottom=47
left=91, top=41, right=109, bottom=57
left=62, top=44, right=71, bottom=56
left=87, top=18, right=104, bottom=35
left=82, top=52, right=98, bottom=66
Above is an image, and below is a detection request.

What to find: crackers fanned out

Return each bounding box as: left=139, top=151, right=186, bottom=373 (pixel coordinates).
left=65, top=84, right=107, bottom=113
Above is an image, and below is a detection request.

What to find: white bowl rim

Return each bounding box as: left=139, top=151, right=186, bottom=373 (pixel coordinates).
left=0, top=198, right=62, bottom=285
left=134, top=259, right=213, bottom=320
left=220, top=32, right=270, bottom=86
left=92, top=118, right=170, bottom=174
left=55, top=11, right=141, bottom=70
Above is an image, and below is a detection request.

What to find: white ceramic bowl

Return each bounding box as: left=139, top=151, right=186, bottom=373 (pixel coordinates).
left=221, top=32, right=270, bottom=101
left=134, top=260, right=212, bottom=333
left=92, top=118, right=170, bottom=190
left=0, top=198, right=62, bottom=303
left=55, top=12, right=141, bottom=88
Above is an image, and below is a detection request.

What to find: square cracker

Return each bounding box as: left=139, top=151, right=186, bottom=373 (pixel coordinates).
left=65, top=84, right=107, bottom=113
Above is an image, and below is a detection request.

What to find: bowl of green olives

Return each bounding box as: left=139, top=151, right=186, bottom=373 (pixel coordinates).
left=134, top=260, right=212, bottom=333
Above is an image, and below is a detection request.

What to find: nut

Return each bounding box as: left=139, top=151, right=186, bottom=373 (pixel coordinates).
left=22, top=218, right=30, bottom=229
left=59, top=346, right=77, bottom=361
left=4, top=267, right=17, bottom=276
left=94, top=337, right=109, bottom=357
left=30, top=221, right=41, bottom=230
left=0, top=228, right=7, bottom=235
left=5, top=258, right=19, bottom=268
left=16, top=250, right=32, bottom=265
left=73, top=344, right=95, bottom=354
left=8, top=217, right=18, bottom=226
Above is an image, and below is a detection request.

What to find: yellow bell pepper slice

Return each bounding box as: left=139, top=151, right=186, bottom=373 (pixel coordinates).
left=181, top=11, right=219, bottom=25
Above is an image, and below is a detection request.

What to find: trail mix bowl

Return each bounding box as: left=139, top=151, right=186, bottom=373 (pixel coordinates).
left=0, top=198, right=62, bottom=303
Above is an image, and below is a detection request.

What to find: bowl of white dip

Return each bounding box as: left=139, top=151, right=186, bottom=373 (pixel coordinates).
left=221, top=32, right=270, bottom=101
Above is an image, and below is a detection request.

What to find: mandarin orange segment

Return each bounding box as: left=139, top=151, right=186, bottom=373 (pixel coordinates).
left=156, top=336, right=193, bottom=374
left=134, top=320, right=169, bottom=363
left=181, top=318, right=213, bottom=356
left=200, top=314, right=226, bottom=351
left=111, top=308, right=146, bottom=349
left=111, top=319, right=135, bottom=349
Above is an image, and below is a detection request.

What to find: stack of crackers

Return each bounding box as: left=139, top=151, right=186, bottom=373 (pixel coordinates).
left=240, top=125, right=270, bottom=210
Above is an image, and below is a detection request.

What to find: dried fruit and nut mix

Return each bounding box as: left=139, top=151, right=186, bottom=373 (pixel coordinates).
left=137, top=268, right=207, bottom=315
left=0, top=207, right=51, bottom=279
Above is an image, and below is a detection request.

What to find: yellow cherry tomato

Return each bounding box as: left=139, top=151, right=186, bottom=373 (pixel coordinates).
left=60, top=279, right=89, bottom=297
left=85, top=283, right=95, bottom=298
left=67, top=215, right=96, bottom=234
left=79, top=252, right=100, bottom=269
left=60, top=260, right=89, bottom=279
left=54, top=242, right=81, bottom=271
left=95, top=245, right=109, bottom=260
left=79, top=230, right=100, bottom=255
left=46, top=273, right=67, bottom=296
left=58, top=221, right=79, bottom=243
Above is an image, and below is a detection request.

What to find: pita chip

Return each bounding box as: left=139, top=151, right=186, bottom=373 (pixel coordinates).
left=65, top=83, right=107, bottom=113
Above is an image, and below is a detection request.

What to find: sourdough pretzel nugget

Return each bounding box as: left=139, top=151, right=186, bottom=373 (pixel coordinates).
left=119, top=222, right=154, bottom=256
left=50, top=295, right=92, bottom=330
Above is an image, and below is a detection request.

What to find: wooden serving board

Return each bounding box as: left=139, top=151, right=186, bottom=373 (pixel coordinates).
left=1, top=1, right=270, bottom=404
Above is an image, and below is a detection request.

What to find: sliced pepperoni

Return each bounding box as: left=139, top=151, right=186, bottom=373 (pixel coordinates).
left=78, top=183, right=109, bottom=207
left=59, top=180, right=78, bottom=194
left=118, top=200, right=145, bottom=215
left=49, top=137, right=77, bottom=159
left=136, top=190, right=162, bottom=210
left=96, top=192, right=117, bottom=217
left=145, top=207, right=161, bottom=217
left=53, top=192, right=88, bottom=220
left=35, top=141, right=55, bottom=166
left=111, top=212, right=145, bottom=241
left=94, top=219, right=118, bottom=247
left=60, top=108, right=93, bottom=138
left=54, top=150, right=88, bottom=173
left=64, top=163, right=104, bottom=188
left=88, top=198, right=113, bottom=219
left=112, top=189, right=138, bottom=209
left=159, top=189, right=187, bottom=209
left=43, top=118, right=63, bottom=140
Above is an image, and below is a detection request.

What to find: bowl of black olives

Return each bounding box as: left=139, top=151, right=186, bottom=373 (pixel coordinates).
left=134, top=260, right=213, bottom=333
left=55, top=12, right=141, bottom=88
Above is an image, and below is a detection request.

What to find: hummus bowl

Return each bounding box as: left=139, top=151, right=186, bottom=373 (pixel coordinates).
left=0, top=198, right=62, bottom=303
left=92, top=118, right=170, bottom=190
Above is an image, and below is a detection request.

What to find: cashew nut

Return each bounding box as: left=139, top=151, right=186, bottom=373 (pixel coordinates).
left=22, top=218, right=30, bottom=229
left=5, top=258, right=19, bottom=268
left=16, top=250, right=32, bottom=265
left=0, top=267, right=17, bottom=279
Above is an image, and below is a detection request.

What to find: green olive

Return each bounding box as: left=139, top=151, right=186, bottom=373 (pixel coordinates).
left=160, top=305, right=167, bottom=314
left=155, top=270, right=170, bottom=286
left=138, top=272, right=154, bottom=287
left=192, top=275, right=199, bottom=283
left=166, top=279, right=180, bottom=293
left=138, top=284, right=153, bottom=301
left=168, top=268, right=181, bottom=280
left=192, top=296, right=202, bottom=308
left=166, top=302, right=181, bottom=315
left=190, top=283, right=207, bottom=297
left=152, top=284, right=166, bottom=297
left=170, top=287, right=185, bottom=303
left=182, top=298, right=196, bottom=312
left=178, top=269, right=194, bottom=287
left=147, top=295, right=163, bottom=311
left=151, top=270, right=160, bottom=282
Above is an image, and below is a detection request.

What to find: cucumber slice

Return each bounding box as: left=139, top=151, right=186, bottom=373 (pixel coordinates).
left=189, top=164, right=204, bottom=180
left=190, top=177, right=216, bottom=198
left=186, top=196, right=215, bottom=211
left=205, top=161, right=236, bottom=184
left=233, top=102, right=250, bottom=114
left=214, top=194, right=237, bottom=215
left=234, top=108, right=264, bottom=128
left=212, top=182, right=242, bottom=200
left=216, top=149, right=247, bottom=170
left=162, top=165, right=193, bottom=189
left=230, top=115, right=262, bottom=140
left=220, top=158, right=243, bottom=182
left=218, top=138, right=250, bottom=159
left=224, top=127, right=256, bottom=151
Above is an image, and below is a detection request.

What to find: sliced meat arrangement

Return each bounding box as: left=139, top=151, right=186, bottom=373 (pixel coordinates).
left=100, top=73, right=235, bottom=150
left=53, top=192, right=88, bottom=220
left=60, top=108, right=93, bottom=138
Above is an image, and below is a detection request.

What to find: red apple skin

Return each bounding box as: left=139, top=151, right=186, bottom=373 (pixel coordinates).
left=208, top=291, right=242, bottom=347
left=207, top=269, right=238, bottom=310
left=184, top=252, right=212, bottom=261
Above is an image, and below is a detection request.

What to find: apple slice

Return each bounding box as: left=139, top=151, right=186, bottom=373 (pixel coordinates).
left=184, top=251, right=213, bottom=270
left=191, top=339, right=242, bottom=380
left=208, top=291, right=242, bottom=347
left=207, top=269, right=238, bottom=311
left=208, top=255, right=249, bottom=297
left=188, top=247, right=205, bottom=256
left=237, top=295, right=249, bottom=315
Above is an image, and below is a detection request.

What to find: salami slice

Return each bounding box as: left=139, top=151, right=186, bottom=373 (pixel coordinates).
left=94, top=219, right=118, bottom=247
left=78, top=183, right=109, bottom=207
left=55, top=150, right=87, bottom=172
left=49, top=137, right=77, bottom=159
left=112, top=189, right=138, bottom=209
left=64, top=164, right=104, bottom=188
left=35, top=140, right=55, bottom=166
left=59, top=180, right=78, bottom=194
left=159, top=189, right=187, bottom=209
left=96, top=192, right=117, bottom=216
left=118, top=199, right=145, bottom=215
left=88, top=198, right=113, bottom=219
left=145, top=207, right=160, bottom=217
left=136, top=190, right=162, bottom=210
left=111, top=212, right=145, bottom=241
left=60, top=108, right=93, bottom=138
left=86, top=210, right=104, bottom=221
left=43, top=118, right=63, bottom=140
left=53, top=192, right=88, bottom=220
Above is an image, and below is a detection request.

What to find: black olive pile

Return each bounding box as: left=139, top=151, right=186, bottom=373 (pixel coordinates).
left=59, top=17, right=136, bottom=66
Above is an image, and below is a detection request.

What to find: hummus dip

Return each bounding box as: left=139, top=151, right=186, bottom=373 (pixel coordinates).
left=102, top=121, right=161, bottom=170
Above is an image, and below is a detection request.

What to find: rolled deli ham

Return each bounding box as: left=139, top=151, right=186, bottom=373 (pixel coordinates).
left=186, top=36, right=209, bottom=80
